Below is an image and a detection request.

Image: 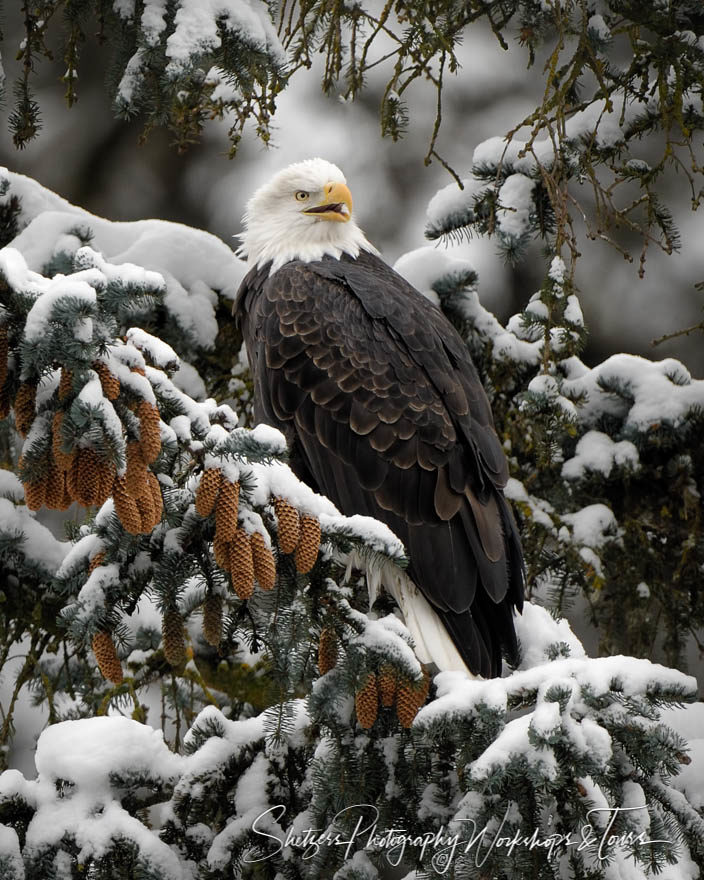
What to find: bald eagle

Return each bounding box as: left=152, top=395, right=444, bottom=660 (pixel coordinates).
left=234, top=158, right=524, bottom=678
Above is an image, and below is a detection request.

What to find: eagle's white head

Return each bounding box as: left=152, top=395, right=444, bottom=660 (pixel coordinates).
left=237, top=158, right=378, bottom=273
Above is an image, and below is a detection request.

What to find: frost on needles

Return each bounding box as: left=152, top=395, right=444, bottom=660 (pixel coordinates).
left=0, top=169, right=702, bottom=879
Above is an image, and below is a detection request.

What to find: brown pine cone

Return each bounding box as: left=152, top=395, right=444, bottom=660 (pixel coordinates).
left=416, top=671, right=431, bottom=706
left=378, top=664, right=397, bottom=708
left=136, top=489, right=156, bottom=533
left=92, top=631, right=123, bottom=685
left=230, top=528, right=254, bottom=600
left=58, top=368, right=73, bottom=401
left=125, top=441, right=149, bottom=498
left=14, top=381, right=36, bottom=437
left=137, top=400, right=161, bottom=463
left=396, top=675, right=429, bottom=729
left=294, top=515, right=321, bottom=574
left=23, top=479, right=46, bottom=512
left=67, top=453, right=80, bottom=502
left=0, top=324, right=7, bottom=382
left=194, top=467, right=223, bottom=517
left=215, top=479, right=240, bottom=543
left=0, top=382, right=10, bottom=420
left=146, top=471, right=163, bottom=520
left=88, top=550, right=106, bottom=574
left=355, top=673, right=379, bottom=729
left=162, top=610, right=187, bottom=667
left=113, top=474, right=142, bottom=534
left=213, top=534, right=231, bottom=570
left=202, top=594, right=223, bottom=647
left=44, top=458, right=66, bottom=510
left=73, top=447, right=103, bottom=507
left=274, top=497, right=300, bottom=554
left=318, top=627, right=338, bottom=675
left=52, top=411, right=75, bottom=473
left=59, top=474, right=73, bottom=511
left=93, top=360, right=120, bottom=400
left=250, top=532, right=276, bottom=591
left=96, top=462, right=116, bottom=507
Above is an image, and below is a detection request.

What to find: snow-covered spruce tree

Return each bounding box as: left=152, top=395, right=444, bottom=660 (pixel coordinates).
left=0, top=172, right=703, bottom=878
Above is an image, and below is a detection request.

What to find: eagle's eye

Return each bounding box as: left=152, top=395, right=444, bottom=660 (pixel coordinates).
left=295, top=190, right=309, bottom=202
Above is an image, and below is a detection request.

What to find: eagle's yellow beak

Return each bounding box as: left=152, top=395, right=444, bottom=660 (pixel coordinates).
left=303, top=181, right=353, bottom=223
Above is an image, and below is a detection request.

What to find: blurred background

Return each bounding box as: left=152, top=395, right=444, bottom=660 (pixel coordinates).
left=1, top=5, right=702, bottom=775
left=0, top=2, right=702, bottom=378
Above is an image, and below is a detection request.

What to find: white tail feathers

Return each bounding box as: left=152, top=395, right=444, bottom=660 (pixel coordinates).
left=345, top=551, right=479, bottom=677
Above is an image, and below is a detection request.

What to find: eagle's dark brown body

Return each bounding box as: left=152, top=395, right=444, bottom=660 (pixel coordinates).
left=235, top=250, right=524, bottom=677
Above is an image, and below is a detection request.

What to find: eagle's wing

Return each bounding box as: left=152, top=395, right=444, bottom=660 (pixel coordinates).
left=236, top=251, right=524, bottom=677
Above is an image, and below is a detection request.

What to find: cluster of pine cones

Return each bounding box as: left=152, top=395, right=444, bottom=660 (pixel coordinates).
left=318, top=627, right=429, bottom=729
left=195, top=470, right=323, bottom=600
left=192, top=468, right=322, bottom=649
left=86, top=454, right=328, bottom=681
left=14, top=362, right=163, bottom=535
left=272, top=497, right=321, bottom=574
left=356, top=666, right=430, bottom=729
left=194, top=467, right=276, bottom=601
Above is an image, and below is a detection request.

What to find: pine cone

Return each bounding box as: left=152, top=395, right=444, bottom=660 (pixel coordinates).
left=94, top=459, right=116, bottom=508
left=88, top=550, right=106, bottom=574
left=136, top=489, right=156, bottom=533
left=131, top=366, right=146, bottom=377
left=294, top=515, right=321, bottom=574
left=137, top=400, right=161, bottom=463
left=23, top=479, right=45, bottom=511
left=274, top=497, right=300, bottom=554
left=93, top=360, right=120, bottom=400
left=59, top=476, right=73, bottom=511
left=396, top=675, right=428, bottom=729
left=146, top=471, right=163, bottom=520
left=213, top=534, right=230, bottom=570
left=14, top=381, right=36, bottom=437
left=318, top=627, right=338, bottom=675
left=230, top=528, right=254, bottom=600
left=195, top=467, right=223, bottom=517
left=71, top=447, right=103, bottom=507
left=202, top=594, right=223, bottom=647
left=52, top=411, right=75, bottom=473
left=396, top=680, right=418, bottom=729
left=0, top=382, right=9, bottom=420
left=162, top=610, right=187, bottom=667
left=67, top=453, right=80, bottom=502
left=355, top=673, right=379, bottom=729
left=125, top=441, right=149, bottom=498
left=58, top=368, right=73, bottom=401
left=113, top=474, right=142, bottom=534
left=0, top=324, right=8, bottom=388
left=215, top=479, right=240, bottom=543
left=44, top=458, right=66, bottom=510
left=92, top=631, right=123, bottom=685
left=251, top=532, right=276, bottom=591
left=378, top=664, right=397, bottom=707
left=416, top=671, right=431, bottom=706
